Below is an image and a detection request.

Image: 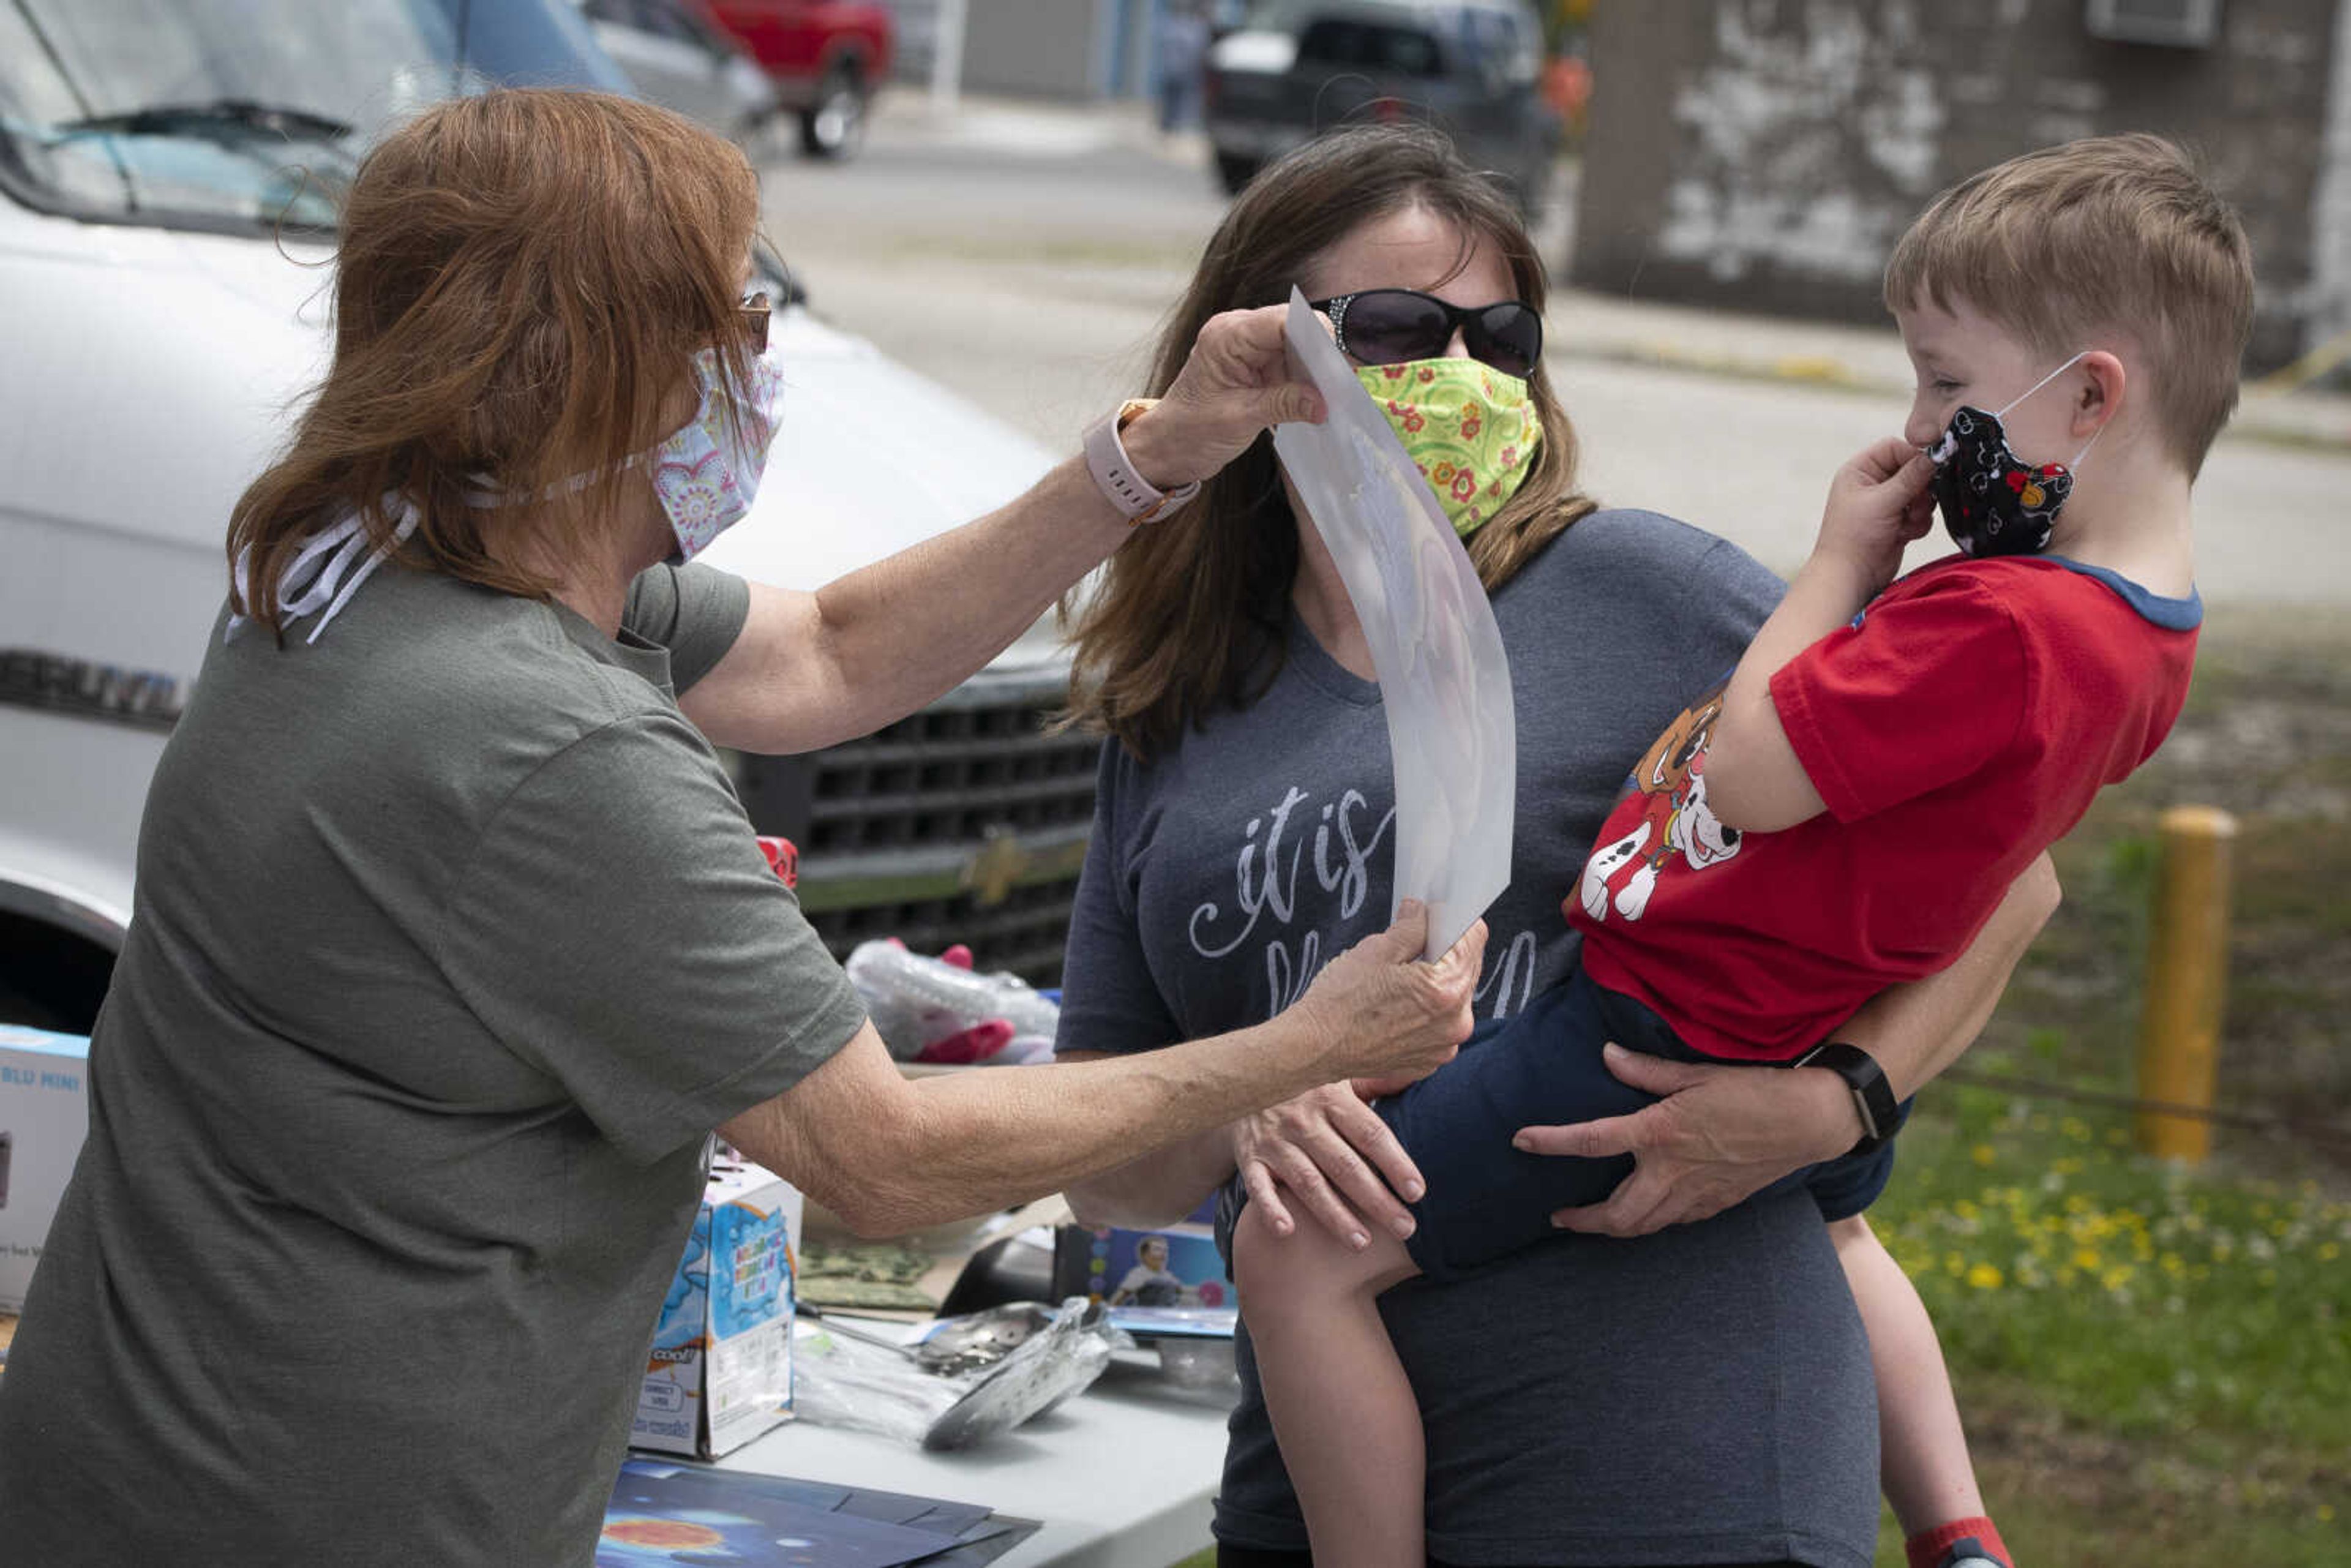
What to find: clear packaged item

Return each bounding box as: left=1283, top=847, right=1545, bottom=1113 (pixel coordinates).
left=789, top=1298, right=1116, bottom=1450
left=844, top=940, right=1062, bottom=1062
left=1153, top=1336, right=1240, bottom=1389
left=1271, top=288, right=1517, bottom=958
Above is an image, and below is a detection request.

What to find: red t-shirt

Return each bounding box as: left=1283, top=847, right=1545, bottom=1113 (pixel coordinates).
left=1572, top=555, right=2199, bottom=1063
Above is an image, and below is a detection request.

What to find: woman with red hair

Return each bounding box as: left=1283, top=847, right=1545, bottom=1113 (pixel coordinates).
left=0, top=90, right=1482, bottom=1565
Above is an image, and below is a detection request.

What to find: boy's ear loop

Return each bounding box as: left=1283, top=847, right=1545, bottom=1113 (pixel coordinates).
left=1993, top=350, right=2105, bottom=472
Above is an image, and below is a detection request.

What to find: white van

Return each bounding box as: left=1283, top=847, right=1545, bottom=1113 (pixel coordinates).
left=0, top=0, right=1092, bottom=1032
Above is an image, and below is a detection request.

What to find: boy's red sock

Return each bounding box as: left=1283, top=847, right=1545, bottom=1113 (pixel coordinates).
left=1907, top=1517, right=2011, bottom=1568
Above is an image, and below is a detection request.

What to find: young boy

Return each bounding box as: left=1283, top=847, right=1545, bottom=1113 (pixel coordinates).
left=1236, top=133, right=2254, bottom=1568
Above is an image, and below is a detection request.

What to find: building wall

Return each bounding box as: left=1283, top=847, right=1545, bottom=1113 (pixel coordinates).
left=1570, top=0, right=2347, bottom=367
left=956, top=0, right=1109, bottom=100
left=2310, top=0, right=2351, bottom=350
left=886, top=0, right=1185, bottom=99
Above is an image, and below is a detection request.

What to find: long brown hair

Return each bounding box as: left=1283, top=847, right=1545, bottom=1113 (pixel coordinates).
left=1065, top=124, right=1599, bottom=760
left=225, top=89, right=760, bottom=634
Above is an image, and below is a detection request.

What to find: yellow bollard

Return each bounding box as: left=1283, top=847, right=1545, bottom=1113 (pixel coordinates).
left=2134, top=806, right=2238, bottom=1161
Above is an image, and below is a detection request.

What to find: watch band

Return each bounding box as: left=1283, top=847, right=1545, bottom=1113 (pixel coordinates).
left=1793, top=1041, right=1900, bottom=1156
left=1083, top=398, right=1201, bottom=526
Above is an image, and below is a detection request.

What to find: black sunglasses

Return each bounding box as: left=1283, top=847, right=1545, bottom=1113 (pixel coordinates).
left=1310, top=288, right=1543, bottom=377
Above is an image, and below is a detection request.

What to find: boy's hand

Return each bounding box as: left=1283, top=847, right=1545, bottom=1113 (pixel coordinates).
left=1814, top=437, right=1938, bottom=596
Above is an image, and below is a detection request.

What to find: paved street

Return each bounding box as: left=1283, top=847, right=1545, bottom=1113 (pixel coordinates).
left=760, top=94, right=2351, bottom=604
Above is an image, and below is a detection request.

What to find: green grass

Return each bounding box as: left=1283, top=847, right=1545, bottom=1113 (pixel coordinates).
left=1868, top=1097, right=2349, bottom=1562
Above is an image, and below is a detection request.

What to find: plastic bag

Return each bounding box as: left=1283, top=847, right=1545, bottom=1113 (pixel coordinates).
left=790, top=1299, right=1116, bottom=1450
left=844, top=941, right=1062, bottom=1062
left=1270, top=287, right=1516, bottom=959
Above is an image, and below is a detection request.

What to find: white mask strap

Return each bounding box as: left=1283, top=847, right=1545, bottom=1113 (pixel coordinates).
left=1993, top=350, right=2107, bottom=477
left=304, top=508, right=419, bottom=643
left=1993, top=350, right=2091, bottom=420
left=223, top=503, right=419, bottom=644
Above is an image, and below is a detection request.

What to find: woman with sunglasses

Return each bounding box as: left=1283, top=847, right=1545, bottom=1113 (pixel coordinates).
left=0, top=92, right=1493, bottom=1568
left=1054, top=125, right=2052, bottom=1568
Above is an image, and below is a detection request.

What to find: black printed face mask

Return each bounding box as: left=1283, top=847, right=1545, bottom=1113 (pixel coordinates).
left=1925, top=351, right=2098, bottom=558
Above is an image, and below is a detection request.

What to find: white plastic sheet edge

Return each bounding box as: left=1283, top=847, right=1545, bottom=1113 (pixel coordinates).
left=1270, top=287, right=1515, bottom=961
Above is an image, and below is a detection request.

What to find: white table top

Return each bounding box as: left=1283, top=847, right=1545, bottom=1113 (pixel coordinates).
left=720, top=1351, right=1239, bottom=1568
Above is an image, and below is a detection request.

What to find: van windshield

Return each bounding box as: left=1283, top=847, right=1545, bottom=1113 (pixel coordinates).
left=0, top=0, right=626, bottom=236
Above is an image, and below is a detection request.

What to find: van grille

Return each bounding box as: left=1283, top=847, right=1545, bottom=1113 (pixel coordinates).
left=804, top=699, right=1098, bottom=854
left=732, top=670, right=1100, bottom=989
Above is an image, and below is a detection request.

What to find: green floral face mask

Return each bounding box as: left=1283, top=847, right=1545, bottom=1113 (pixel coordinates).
left=1356, top=358, right=1543, bottom=537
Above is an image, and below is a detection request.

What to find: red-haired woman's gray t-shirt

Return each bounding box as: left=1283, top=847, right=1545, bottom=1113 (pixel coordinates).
left=1057, top=511, right=1880, bottom=1568
left=0, top=562, right=866, bottom=1566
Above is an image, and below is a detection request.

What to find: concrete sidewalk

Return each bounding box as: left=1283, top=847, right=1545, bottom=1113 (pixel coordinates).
left=861, top=89, right=2351, bottom=454
left=868, top=86, right=1212, bottom=168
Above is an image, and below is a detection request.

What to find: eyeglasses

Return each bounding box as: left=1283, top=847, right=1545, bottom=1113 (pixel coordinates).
left=739, top=291, right=772, bottom=354
left=1310, top=288, right=1543, bottom=378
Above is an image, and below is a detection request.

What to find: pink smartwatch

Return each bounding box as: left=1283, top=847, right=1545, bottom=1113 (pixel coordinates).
left=1084, top=399, right=1201, bottom=525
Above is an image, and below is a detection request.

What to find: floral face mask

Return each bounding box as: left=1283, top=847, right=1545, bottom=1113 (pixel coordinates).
left=1356, top=358, right=1542, bottom=538
left=649, top=345, right=786, bottom=561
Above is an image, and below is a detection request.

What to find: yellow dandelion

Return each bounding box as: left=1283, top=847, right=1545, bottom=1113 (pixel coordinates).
left=1971, top=1144, right=1997, bottom=1168
left=1967, top=1263, right=2004, bottom=1290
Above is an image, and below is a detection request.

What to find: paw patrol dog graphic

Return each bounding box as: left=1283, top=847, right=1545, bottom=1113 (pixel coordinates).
left=1578, top=685, right=1744, bottom=923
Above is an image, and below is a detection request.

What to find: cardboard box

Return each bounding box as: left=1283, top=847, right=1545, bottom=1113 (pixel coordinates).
left=0, top=1025, right=91, bottom=1313
left=632, top=1157, right=804, bottom=1458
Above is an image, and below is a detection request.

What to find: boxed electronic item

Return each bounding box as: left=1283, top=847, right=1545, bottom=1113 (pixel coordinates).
left=632, top=1155, right=804, bottom=1459
left=0, top=1025, right=91, bottom=1313
left=1051, top=1218, right=1235, bottom=1313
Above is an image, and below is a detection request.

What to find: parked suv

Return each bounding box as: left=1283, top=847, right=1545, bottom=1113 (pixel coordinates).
left=703, top=0, right=894, bottom=159
left=1204, top=0, right=1555, bottom=210
left=0, top=0, right=1083, bottom=1032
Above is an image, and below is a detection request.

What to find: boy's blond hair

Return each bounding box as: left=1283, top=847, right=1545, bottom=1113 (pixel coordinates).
left=1884, top=133, right=2254, bottom=478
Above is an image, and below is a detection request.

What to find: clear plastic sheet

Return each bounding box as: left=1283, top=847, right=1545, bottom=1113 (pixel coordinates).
left=1270, top=288, right=1516, bottom=958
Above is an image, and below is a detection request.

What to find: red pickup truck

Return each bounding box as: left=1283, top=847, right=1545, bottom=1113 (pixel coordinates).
left=703, top=0, right=894, bottom=158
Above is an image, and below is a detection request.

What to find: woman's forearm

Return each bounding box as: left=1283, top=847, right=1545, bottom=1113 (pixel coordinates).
left=1054, top=1048, right=1240, bottom=1228
left=1835, top=852, right=2060, bottom=1098
left=1064, top=1128, right=1239, bottom=1230
left=729, top=1021, right=1314, bottom=1238
left=727, top=910, right=1482, bottom=1237
left=798, top=456, right=1134, bottom=749
left=795, top=398, right=1248, bottom=750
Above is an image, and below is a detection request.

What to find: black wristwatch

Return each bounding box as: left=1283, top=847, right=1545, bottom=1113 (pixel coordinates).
left=1793, top=1041, right=1900, bottom=1157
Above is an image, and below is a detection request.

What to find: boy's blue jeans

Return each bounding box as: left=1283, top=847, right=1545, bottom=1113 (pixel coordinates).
left=1373, top=969, right=1911, bottom=1283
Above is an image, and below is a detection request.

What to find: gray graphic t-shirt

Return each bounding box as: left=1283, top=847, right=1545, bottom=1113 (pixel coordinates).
left=1059, top=511, right=1880, bottom=1567
left=0, top=562, right=868, bottom=1567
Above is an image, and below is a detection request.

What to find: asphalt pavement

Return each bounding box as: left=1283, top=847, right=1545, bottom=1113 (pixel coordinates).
left=760, top=91, right=2351, bottom=604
